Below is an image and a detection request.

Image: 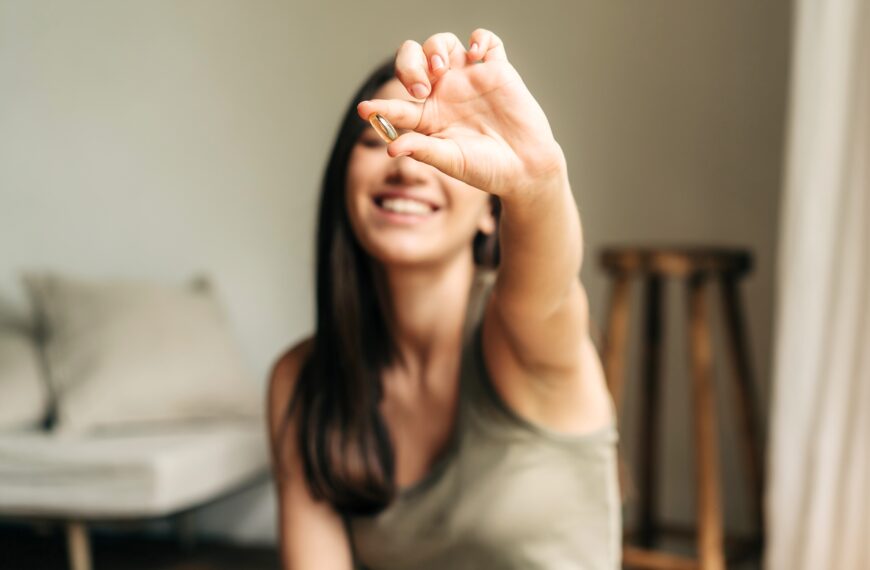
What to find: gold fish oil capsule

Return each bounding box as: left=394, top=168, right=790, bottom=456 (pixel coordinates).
left=368, top=113, right=398, bottom=143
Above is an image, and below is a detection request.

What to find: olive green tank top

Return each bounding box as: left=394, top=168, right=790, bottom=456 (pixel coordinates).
left=349, top=270, right=621, bottom=570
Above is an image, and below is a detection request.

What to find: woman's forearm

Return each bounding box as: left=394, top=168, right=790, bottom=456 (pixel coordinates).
left=494, top=151, right=583, bottom=320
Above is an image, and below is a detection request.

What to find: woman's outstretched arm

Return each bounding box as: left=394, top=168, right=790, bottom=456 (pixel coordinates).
left=357, top=28, right=610, bottom=432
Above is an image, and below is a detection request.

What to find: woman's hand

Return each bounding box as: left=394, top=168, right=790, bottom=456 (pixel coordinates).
left=356, top=29, right=567, bottom=199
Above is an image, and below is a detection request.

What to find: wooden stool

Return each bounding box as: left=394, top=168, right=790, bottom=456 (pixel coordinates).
left=599, top=246, right=764, bottom=570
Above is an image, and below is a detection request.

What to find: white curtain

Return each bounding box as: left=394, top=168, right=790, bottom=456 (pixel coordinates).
left=766, top=0, right=870, bottom=568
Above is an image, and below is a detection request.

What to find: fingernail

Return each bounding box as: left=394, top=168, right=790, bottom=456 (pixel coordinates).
left=470, top=42, right=479, bottom=54
left=411, top=83, right=429, bottom=99
left=395, top=150, right=413, bottom=158
left=431, top=54, right=444, bottom=71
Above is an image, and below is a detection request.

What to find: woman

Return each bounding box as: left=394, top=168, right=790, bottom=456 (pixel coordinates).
left=268, top=29, right=620, bottom=569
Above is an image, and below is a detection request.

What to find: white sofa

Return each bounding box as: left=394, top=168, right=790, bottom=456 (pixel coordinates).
left=0, top=419, right=269, bottom=570
left=0, top=273, right=271, bottom=570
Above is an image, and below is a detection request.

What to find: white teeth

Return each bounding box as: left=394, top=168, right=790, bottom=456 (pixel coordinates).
left=379, top=198, right=435, bottom=215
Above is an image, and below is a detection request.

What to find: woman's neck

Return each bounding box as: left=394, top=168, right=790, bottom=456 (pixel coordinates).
left=381, top=254, right=477, bottom=380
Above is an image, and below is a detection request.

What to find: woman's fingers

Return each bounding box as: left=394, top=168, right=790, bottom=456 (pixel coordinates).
left=356, top=98, right=424, bottom=132
left=421, top=32, right=466, bottom=78
left=395, top=40, right=431, bottom=99
left=368, top=29, right=510, bottom=148
left=387, top=131, right=465, bottom=181
left=394, top=32, right=468, bottom=100
left=467, top=28, right=507, bottom=63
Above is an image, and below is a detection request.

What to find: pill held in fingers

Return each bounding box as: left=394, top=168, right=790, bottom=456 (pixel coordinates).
left=368, top=113, right=398, bottom=143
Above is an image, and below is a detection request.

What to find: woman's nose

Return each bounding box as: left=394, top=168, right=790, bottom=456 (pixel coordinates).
left=387, top=155, right=428, bottom=185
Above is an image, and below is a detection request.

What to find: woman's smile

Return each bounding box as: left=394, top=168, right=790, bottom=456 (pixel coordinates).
left=371, top=191, right=443, bottom=225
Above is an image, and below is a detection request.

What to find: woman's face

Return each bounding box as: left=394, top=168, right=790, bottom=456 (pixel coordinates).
left=345, top=78, right=495, bottom=268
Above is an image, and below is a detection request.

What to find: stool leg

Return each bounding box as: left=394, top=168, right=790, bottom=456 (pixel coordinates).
left=603, top=273, right=634, bottom=511
left=65, top=521, right=92, bottom=570
left=638, top=276, right=665, bottom=548
left=603, top=272, right=632, bottom=414
left=687, top=274, right=725, bottom=570
left=719, top=274, right=765, bottom=544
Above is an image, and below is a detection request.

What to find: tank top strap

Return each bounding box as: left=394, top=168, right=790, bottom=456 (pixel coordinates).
left=457, top=268, right=505, bottom=430
left=460, top=267, right=497, bottom=347
left=458, top=316, right=514, bottom=432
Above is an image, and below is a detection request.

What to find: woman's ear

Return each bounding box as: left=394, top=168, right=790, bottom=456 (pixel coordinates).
left=477, top=199, right=497, bottom=236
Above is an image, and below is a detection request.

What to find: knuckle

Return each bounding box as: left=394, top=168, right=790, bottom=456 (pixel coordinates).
left=422, top=34, right=441, bottom=51
left=424, top=32, right=457, bottom=52
left=439, top=31, right=461, bottom=45
left=445, top=34, right=464, bottom=53
left=394, top=67, right=414, bottom=84
left=395, top=61, right=426, bottom=82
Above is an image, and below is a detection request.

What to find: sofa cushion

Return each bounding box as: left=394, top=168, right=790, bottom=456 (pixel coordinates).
left=23, top=272, right=261, bottom=434
left=0, top=419, right=268, bottom=518
left=0, top=327, right=49, bottom=431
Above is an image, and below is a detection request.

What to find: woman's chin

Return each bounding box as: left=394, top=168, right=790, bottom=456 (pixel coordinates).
left=372, top=250, right=441, bottom=269
left=357, top=230, right=474, bottom=270
left=359, top=239, right=441, bottom=268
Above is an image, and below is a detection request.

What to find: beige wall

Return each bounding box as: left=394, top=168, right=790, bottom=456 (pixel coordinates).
left=0, top=1, right=791, bottom=544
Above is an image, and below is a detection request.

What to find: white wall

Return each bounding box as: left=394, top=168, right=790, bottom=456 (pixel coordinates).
left=0, top=0, right=791, bottom=546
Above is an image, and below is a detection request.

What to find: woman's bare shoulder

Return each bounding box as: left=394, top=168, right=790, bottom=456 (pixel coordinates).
left=267, top=335, right=315, bottom=442
left=270, top=336, right=315, bottom=390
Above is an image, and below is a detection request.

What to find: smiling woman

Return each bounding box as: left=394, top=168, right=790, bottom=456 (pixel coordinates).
left=267, top=29, right=618, bottom=570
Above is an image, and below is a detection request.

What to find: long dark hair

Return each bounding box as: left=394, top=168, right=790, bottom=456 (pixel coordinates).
left=285, top=58, right=501, bottom=516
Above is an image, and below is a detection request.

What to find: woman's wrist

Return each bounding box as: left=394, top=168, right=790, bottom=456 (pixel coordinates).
left=503, top=141, right=569, bottom=203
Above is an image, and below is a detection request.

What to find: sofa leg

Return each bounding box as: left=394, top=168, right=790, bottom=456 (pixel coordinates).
left=177, top=511, right=197, bottom=551
left=65, top=521, right=92, bottom=570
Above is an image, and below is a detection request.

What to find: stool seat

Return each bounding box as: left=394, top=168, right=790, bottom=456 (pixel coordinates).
left=601, top=246, right=752, bottom=277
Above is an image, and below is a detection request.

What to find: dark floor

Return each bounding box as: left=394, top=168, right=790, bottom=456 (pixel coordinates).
left=0, top=525, right=279, bottom=570
left=1, top=522, right=762, bottom=570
